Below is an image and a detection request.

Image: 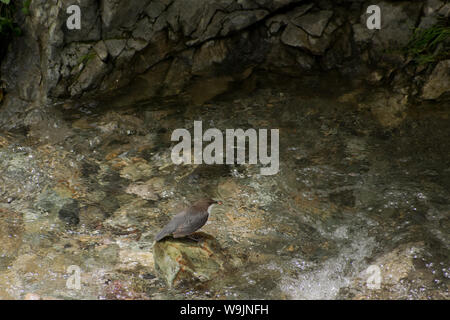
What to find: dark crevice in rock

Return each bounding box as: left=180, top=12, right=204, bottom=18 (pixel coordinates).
left=0, top=0, right=449, bottom=131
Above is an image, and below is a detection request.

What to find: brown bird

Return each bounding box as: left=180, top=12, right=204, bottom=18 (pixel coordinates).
left=155, top=198, right=222, bottom=242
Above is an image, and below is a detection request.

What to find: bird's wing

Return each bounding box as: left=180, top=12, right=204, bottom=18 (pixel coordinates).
left=155, top=210, right=187, bottom=241
left=173, top=212, right=209, bottom=237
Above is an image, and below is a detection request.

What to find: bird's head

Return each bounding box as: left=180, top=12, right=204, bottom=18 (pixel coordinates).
left=198, top=198, right=222, bottom=214
left=208, top=198, right=222, bottom=206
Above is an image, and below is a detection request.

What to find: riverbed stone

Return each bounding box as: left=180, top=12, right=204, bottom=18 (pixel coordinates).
left=0, top=70, right=448, bottom=299
left=344, top=241, right=448, bottom=299
left=120, top=159, right=154, bottom=181
left=0, top=209, right=24, bottom=268
left=125, top=182, right=159, bottom=201
left=153, top=233, right=231, bottom=287
left=117, top=249, right=155, bottom=272
left=217, top=179, right=242, bottom=200
left=58, top=200, right=80, bottom=225
left=359, top=91, right=408, bottom=128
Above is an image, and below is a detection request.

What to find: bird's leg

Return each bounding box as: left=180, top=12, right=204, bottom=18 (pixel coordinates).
left=186, top=234, right=201, bottom=242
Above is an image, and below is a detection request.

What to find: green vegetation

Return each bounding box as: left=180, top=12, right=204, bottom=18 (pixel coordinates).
left=0, top=0, right=21, bottom=37
left=405, top=19, right=450, bottom=65
left=79, top=52, right=97, bottom=65
left=21, top=0, right=30, bottom=15
left=0, top=0, right=30, bottom=60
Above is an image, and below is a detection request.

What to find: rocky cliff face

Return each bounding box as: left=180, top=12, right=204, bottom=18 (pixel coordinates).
left=0, top=0, right=448, bottom=129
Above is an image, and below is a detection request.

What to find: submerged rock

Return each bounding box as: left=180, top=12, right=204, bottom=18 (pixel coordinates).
left=344, top=242, right=448, bottom=299
left=0, top=209, right=24, bottom=268
left=120, top=159, right=154, bottom=181
left=125, top=182, right=159, bottom=201
left=153, top=233, right=232, bottom=287
left=359, top=91, right=408, bottom=128
left=58, top=200, right=80, bottom=226
left=24, top=293, right=41, bottom=300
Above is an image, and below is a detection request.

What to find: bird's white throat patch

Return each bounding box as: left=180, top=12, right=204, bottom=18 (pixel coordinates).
left=207, top=204, right=216, bottom=215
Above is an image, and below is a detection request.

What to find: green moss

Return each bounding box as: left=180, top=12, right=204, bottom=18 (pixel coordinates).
left=21, top=0, right=30, bottom=15
left=0, top=0, right=28, bottom=60
left=0, top=0, right=20, bottom=35
left=78, top=52, right=97, bottom=65
left=405, top=19, right=450, bottom=65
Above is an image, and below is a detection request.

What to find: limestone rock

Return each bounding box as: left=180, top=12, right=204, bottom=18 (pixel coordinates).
left=69, top=55, right=109, bottom=96
left=0, top=0, right=445, bottom=131
left=192, top=40, right=229, bottom=76
left=281, top=17, right=334, bottom=56
left=421, top=60, right=450, bottom=100
left=368, top=1, right=423, bottom=60
left=104, top=39, right=127, bottom=59
left=145, top=1, right=167, bottom=19
left=220, top=10, right=269, bottom=36
left=281, top=23, right=309, bottom=49
left=352, top=24, right=373, bottom=43
left=289, top=3, right=315, bottom=21
left=101, top=0, right=150, bottom=38
left=423, top=0, right=446, bottom=16
left=291, top=10, right=333, bottom=37
left=438, top=3, right=450, bottom=17
left=93, top=41, right=109, bottom=62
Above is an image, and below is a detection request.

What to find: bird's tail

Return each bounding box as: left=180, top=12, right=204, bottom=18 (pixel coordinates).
left=154, top=231, right=166, bottom=242
left=155, top=227, right=171, bottom=242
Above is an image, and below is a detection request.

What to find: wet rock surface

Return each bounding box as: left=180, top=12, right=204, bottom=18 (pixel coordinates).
left=1, top=1, right=449, bottom=129
left=421, top=60, right=450, bottom=100
left=342, top=241, right=449, bottom=299
left=153, top=233, right=235, bottom=288
left=0, top=73, right=448, bottom=299
left=0, top=209, right=24, bottom=269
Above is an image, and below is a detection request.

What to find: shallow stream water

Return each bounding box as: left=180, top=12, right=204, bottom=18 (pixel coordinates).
left=0, top=73, right=448, bottom=299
